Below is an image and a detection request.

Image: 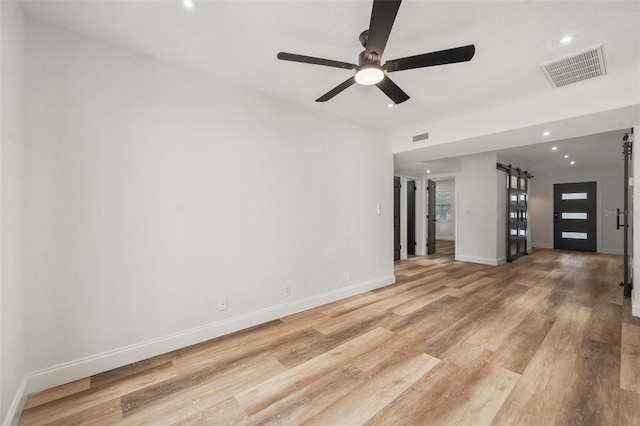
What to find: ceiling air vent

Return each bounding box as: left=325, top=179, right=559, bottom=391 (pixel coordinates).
left=540, top=44, right=607, bottom=88
left=413, top=132, right=429, bottom=142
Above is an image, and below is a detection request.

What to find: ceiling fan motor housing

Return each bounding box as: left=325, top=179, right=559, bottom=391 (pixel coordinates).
left=359, top=50, right=380, bottom=66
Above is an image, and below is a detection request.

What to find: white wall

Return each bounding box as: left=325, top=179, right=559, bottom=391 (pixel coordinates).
left=22, top=19, right=394, bottom=395
left=435, top=179, right=455, bottom=240
left=530, top=162, right=623, bottom=254
left=1, top=1, right=26, bottom=423
left=456, top=152, right=504, bottom=265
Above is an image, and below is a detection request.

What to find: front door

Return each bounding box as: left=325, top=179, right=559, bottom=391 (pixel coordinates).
left=553, top=182, right=597, bottom=252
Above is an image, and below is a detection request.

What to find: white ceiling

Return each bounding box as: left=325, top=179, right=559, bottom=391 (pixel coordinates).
left=20, top=0, right=640, bottom=179
left=21, top=0, right=640, bottom=135
left=496, top=129, right=629, bottom=172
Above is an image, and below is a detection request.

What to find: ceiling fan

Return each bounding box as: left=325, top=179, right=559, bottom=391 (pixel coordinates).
left=277, top=0, right=475, bottom=104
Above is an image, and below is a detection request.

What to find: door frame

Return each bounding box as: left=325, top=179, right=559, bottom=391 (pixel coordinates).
left=549, top=178, right=602, bottom=253
left=422, top=174, right=459, bottom=259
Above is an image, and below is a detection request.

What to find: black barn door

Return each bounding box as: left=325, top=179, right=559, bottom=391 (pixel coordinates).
left=553, top=182, right=597, bottom=252
left=394, top=177, right=401, bottom=260
left=407, top=180, right=416, bottom=255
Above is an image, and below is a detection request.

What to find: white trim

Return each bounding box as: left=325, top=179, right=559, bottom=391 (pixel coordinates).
left=600, top=248, right=624, bottom=255
left=632, top=298, right=640, bottom=317
left=435, top=235, right=455, bottom=241
left=456, top=255, right=503, bottom=266
left=532, top=242, right=553, bottom=249
left=3, top=377, right=28, bottom=426
left=10, top=275, right=395, bottom=412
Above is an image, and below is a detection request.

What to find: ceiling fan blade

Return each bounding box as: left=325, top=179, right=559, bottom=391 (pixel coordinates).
left=277, top=52, right=357, bottom=70
left=365, top=0, right=402, bottom=60
left=376, top=75, right=409, bottom=104
left=316, top=77, right=357, bottom=102
left=385, top=45, right=476, bottom=73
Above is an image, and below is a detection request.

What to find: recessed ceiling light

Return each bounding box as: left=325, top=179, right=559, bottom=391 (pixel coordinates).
left=559, top=35, right=573, bottom=44
left=570, top=161, right=575, bottom=165
left=183, top=0, right=197, bottom=9
left=564, top=155, right=569, bottom=158
left=551, top=146, right=558, bottom=151
left=387, top=103, right=394, bottom=108
left=426, top=170, right=431, bottom=174
left=543, top=131, right=551, bottom=136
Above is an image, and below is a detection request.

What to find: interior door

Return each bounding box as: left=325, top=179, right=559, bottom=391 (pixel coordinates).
left=622, top=132, right=633, bottom=297
left=407, top=180, right=416, bottom=255
left=394, top=177, right=401, bottom=260
left=553, top=182, right=597, bottom=252
left=427, top=179, right=436, bottom=255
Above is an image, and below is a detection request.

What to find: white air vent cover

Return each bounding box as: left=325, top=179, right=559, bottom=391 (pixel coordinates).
left=540, top=44, right=607, bottom=88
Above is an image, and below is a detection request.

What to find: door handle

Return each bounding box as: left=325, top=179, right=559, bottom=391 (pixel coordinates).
left=617, top=208, right=622, bottom=230
left=554, top=212, right=559, bottom=223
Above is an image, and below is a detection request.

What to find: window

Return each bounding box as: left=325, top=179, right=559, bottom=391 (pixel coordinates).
left=562, top=212, right=588, bottom=220
left=562, top=192, right=588, bottom=200
left=562, top=232, right=588, bottom=240
left=435, top=191, right=451, bottom=221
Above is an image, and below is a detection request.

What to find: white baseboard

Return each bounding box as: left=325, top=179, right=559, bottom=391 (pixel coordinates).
left=7, top=274, right=395, bottom=423
left=4, top=377, right=28, bottom=426
left=531, top=243, right=553, bottom=249
left=435, top=236, right=455, bottom=241
left=599, top=248, right=624, bottom=255
left=632, top=290, right=640, bottom=317
left=455, top=255, right=502, bottom=266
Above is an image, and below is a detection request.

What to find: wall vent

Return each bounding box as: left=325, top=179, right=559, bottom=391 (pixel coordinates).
left=540, top=44, right=607, bottom=88
left=413, top=132, right=429, bottom=142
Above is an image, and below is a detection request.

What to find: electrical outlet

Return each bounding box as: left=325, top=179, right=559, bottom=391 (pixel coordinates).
left=284, top=285, right=291, bottom=297
left=346, top=270, right=351, bottom=281
left=218, top=296, right=228, bottom=311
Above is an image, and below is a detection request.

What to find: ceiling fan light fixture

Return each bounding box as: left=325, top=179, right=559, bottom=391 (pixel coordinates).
left=355, top=64, right=384, bottom=85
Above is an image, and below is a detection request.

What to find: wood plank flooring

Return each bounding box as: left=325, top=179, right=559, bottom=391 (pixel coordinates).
left=19, top=243, right=640, bottom=425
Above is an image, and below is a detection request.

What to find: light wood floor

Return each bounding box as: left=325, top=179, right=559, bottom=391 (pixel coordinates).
left=19, top=246, right=640, bottom=425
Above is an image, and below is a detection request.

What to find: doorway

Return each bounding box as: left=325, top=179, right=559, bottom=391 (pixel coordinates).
left=553, top=181, right=597, bottom=252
